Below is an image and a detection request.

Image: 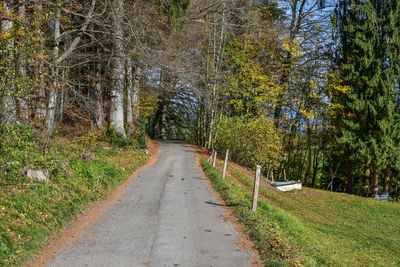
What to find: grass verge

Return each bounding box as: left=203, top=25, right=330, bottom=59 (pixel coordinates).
left=0, top=133, right=151, bottom=266
left=200, top=159, right=300, bottom=267
left=200, top=153, right=400, bottom=267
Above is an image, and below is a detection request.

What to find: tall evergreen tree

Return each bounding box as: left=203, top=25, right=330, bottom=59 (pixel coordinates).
left=334, top=0, right=400, bottom=197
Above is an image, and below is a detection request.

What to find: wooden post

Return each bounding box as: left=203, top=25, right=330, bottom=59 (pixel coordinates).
left=283, top=169, right=287, bottom=181
left=252, top=165, right=261, bottom=212
left=208, top=150, right=214, bottom=162
left=222, top=149, right=229, bottom=179
left=212, top=150, right=217, bottom=167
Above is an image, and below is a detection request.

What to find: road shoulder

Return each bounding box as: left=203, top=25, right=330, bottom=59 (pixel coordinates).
left=25, top=141, right=161, bottom=267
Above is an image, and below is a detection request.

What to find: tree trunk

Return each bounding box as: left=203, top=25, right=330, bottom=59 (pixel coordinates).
left=58, top=84, right=65, bottom=122
left=109, top=0, right=126, bottom=137
left=35, top=0, right=46, bottom=120
left=304, top=118, right=312, bottom=185
left=1, top=0, right=17, bottom=126
left=45, top=3, right=61, bottom=133
left=93, top=76, right=104, bottom=129
left=372, top=164, right=379, bottom=199
left=345, top=160, right=353, bottom=194
left=126, top=57, right=134, bottom=136
left=383, top=167, right=389, bottom=192
left=161, top=103, right=168, bottom=139
left=18, top=3, right=29, bottom=121
left=363, top=160, right=371, bottom=196
left=132, top=65, right=140, bottom=121
left=207, top=107, right=215, bottom=149
left=311, top=149, right=320, bottom=187
left=93, top=48, right=104, bottom=129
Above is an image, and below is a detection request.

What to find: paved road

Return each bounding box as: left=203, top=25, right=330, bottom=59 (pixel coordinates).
left=48, top=141, right=252, bottom=267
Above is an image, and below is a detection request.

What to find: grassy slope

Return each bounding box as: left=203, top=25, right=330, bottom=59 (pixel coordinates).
left=0, top=137, right=150, bottom=266
left=200, top=155, right=400, bottom=267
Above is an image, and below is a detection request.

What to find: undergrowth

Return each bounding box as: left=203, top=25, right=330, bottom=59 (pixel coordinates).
left=0, top=125, right=150, bottom=266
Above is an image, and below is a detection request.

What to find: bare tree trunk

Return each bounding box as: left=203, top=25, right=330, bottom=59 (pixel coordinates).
left=161, top=103, right=168, bottom=139
left=207, top=107, right=215, bottom=149
left=372, top=164, right=379, bottom=199
left=363, top=160, right=371, bottom=196
left=18, top=3, right=29, bottom=121
left=345, top=160, right=353, bottom=194
left=109, top=0, right=126, bottom=137
left=93, top=48, right=104, bottom=129
left=132, top=65, right=140, bottom=121
left=304, top=118, right=312, bottom=185
left=45, top=3, right=61, bottom=133
left=311, top=148, right=320, bottom=187
left=383, top=167, right=389, bottom=192
left=126, top=57, right=134, bottom=136
left=93, top=76, right=104, bottom=129
left=1, top=0, right=17, bottom=126
left=35, top=0, right=46, bottom=120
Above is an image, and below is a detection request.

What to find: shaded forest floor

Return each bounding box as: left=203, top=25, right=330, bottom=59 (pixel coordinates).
left=197, top=148, right=400, bottom=267
left=0, top=129, right=155, bottom=266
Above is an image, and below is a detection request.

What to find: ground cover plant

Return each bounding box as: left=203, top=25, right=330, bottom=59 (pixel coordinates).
left=200, top=154, right=400, bottom=267
left=0, top=126, right=150, bottom=266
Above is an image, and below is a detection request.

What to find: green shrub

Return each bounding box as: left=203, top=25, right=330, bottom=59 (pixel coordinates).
left=102, top=123, right=147, bottom=149
left=215, top=115, right=282, bottom=169
left=102, top=123, right=132, bottom=148
left=0, top=124, right=44, bottom=186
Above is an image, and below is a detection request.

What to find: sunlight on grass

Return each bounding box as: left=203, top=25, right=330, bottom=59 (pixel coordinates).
left=202, top=156, right=400, bottom=267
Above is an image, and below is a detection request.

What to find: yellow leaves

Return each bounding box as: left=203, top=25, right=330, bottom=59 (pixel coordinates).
left=215, top=116, right=282, bottom=168
left=37, top=54, right=49, bottom=60
left=300, top=108, right=318, bottom=121
left=16, top=29, right=25, bottom=37
left=333, top=84, right=350, bottom=94
left=197, top=44, right=209, bottom=50
left=329, top=103, right=344, bottom=110
left=282, top=38, right=304, bottom=57
left=0, top=32, right=11, bottom=40
left=309, top=92, right=321, bottom=100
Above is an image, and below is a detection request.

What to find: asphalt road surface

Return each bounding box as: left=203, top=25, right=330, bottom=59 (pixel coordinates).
left=47, top=140, right=253, bottom=267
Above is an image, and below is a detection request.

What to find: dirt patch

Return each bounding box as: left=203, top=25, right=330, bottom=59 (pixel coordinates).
left=25, top=140, right=161, bottom=267
left=188, top=144, right=263, bottom=267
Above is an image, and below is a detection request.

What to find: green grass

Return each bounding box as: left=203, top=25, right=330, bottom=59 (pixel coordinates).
left=0, top=136, right=149, bottom=266
left=201, top=158, right=400, bottom=267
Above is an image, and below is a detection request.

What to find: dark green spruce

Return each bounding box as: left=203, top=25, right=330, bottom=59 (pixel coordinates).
left=334, top=0, right=400, bottom=198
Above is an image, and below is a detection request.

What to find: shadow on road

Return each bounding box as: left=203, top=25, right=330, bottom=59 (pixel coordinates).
left=204, top=201, right=237, bottom=207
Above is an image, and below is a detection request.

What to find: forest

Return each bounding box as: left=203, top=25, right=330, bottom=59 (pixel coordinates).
left=0, top=0, right=399, bottom=201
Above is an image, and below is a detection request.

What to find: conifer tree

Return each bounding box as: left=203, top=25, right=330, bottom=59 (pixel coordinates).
left=334, top=0, right=400, bottom=197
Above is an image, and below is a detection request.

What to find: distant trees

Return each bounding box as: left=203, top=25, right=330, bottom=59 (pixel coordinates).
left=0, top=0, right=399, bottom=199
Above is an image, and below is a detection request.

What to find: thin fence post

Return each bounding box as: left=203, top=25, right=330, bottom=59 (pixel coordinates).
left=283, top=168, right=287, bottom=181
left=208, top=150, right=214, bottom=162
left=252, top=165, right=261, bottom=212
left=222, top=149, right=229, bottom=179
left=212, top=150, right=217, bottom=167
